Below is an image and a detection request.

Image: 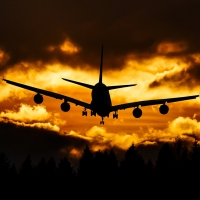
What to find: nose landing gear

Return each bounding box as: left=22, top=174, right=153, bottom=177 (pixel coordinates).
left=100, top=117, right=104, bottom=125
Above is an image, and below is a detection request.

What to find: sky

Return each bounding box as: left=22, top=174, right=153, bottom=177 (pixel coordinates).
left=1, top=0, right=200, bottom=166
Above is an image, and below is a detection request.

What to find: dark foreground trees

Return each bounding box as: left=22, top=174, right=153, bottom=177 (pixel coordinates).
left=1, top=139, right=200, bottom=197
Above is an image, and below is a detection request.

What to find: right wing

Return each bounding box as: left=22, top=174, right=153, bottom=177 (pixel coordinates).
left=111, top=95, right=199, bottom=111
left=3, top=79, right=91, bottom=109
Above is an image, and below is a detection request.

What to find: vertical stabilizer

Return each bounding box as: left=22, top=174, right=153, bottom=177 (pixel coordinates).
left=99, top=45, right=103, bottom=84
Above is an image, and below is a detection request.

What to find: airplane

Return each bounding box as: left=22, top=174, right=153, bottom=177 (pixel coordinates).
left=3, top=45, right=199, bottom=124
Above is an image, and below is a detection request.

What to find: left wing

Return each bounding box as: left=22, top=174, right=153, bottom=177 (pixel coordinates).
left=111, top=95, right=199, bottom=111
left=3, top=79, right=91, bottom=109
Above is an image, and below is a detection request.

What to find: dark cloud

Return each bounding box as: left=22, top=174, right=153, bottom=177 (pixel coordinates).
left=0, top=121, right=89, bottom=168
left=182, top=133, right=200, bottom=140
left=149, top=59, right=200, bottom=89
left=149, top=68, right=188, bottom=88
left=0, top=120, right=170, bottom=169
left=187, top=63, right=200, bottom=83
left=1, top=0, right=200, bottom=71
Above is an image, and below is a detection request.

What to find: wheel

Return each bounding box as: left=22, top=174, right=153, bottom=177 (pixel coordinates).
left=82, top=111, right=87, bottom=116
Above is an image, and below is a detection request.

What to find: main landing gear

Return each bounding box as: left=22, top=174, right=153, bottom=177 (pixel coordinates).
left=82, top=108, right=87, bottom=116
left=113, top=111, right=118, bottom=119
left=82, top=108, right=105, bottom=124
left=83, top=109, right=97, bottom=117
left=91, top=110, right=96, bottom=116
left=100, top=117, right=104, bottom=125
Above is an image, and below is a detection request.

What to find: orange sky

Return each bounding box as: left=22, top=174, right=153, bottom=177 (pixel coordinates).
left=1, top=1, right=200, bottom=163
left=1, top=40, right=200, bottom=154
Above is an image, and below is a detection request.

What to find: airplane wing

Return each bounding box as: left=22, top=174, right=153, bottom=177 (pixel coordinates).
left=111, top=95, right=199, bottom=111
left=3, top=79, right=91, bottom=109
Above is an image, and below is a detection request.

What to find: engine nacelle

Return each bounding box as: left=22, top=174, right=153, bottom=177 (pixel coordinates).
left=61, top=102, right=70, bottom=112
left=34, top=93, right=43, bottom=104
left=159, top=104, right=169, bottom=114
left=133, top=107, right=142, bottom=118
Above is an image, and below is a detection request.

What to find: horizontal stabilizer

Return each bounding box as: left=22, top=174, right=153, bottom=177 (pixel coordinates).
left=107, top=84, right=137, bottom=90
left=62, top=78, right=94, bottom=89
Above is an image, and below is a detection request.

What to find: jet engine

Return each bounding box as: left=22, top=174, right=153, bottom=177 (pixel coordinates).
left=61, top=102, right=70, bottom=112
left=159, top=104, right=169, bottom=114
left=133, top=107, right=142, bottom=118
left=34, top=93, right=43, bottom=104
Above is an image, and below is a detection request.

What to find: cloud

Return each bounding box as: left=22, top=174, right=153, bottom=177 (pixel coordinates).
left=1, top=1, right=200, bottom=110
left=139, top=116, right=200, bottom=144
left=0, top=61, right=98, bottom=102
left=1, top=114, right=200, bottom=167
left=156, top=41, right=188, bottom=54
left=0, top=104, right=51, bottom=122
left=0, top=104, right=200, bottom=152
left=168, top=116, right=200, bottom=139
left=148, top=54, right=200, bottom=90
left=0, top=49, right=10, bottom=66
left=1, top=0, right=200, bottom=166
left=0, top=104, right=66, bottom=131
left=48, top=39, right=81, bottom=55
left=66, top=116, right=200, bottom=152
left=0, top=120, right=89, bottom=168
left=6, top=120, right=60, bottom=132
left=1, top=0, right=200, bottom=71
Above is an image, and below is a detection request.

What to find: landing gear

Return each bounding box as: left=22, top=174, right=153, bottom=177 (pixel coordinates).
left=91, top=111, right=96, bottom=116
left=113, top=111, right=118, bottom=119
left=100, top=117, right=104, bottom=125
left=82, top=108, right=87, bottom=116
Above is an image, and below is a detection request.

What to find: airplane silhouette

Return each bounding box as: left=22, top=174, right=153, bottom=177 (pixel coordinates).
left=3, top=45, right=199, bottom=124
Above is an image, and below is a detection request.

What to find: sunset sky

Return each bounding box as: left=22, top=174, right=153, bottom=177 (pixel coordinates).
left=1, top=0, right=200, bottom=166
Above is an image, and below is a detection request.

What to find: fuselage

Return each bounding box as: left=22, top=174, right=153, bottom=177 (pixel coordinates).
left=91, top=83, right=112, bottom=117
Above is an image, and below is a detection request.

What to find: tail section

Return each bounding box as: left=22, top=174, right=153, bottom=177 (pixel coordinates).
left=99, top=45, right=103, bottom=84
left=63, top=45, right=137, bottom=90
left=62, top=45, right=104, bottom=89
left=98, top=45, right=137, bottom=90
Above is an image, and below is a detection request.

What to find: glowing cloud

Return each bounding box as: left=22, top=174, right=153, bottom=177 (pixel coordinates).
left=139, top=117, right=200, bottom=143
left=0, top=50, right=9, bottom=65
left=168, top=116, right=200, bottom=138
left=157, top=41, right=187, bottom=54
left=0, top=104, right=51, bottom=122
left=0, top=104, right=66, bottom=131
left=69, top=148, right=82, bottom=158
left=68, top=126, right=143, bottom=150
left=10, top=120, right=60, bottom=132
left=47, top=38, right=80, bottom=55
left=66, top=116, right=200, bottom=151
left=60, top=39, right=80, bottom=54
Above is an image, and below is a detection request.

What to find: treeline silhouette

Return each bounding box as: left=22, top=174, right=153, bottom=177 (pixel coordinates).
left=1, top=138, right=199, bottom=197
